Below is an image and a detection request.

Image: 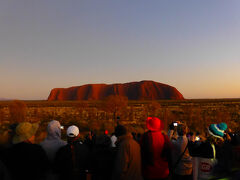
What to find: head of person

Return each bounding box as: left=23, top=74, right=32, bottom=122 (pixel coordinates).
left=207, top=122, right=228, bottom=145
left=66, top=125, right=80, bottom=143
left=46, top=120, right=63, bottom=139
left=146, top=117, right=163, bottom=132
left=96, top=135, right=111, bottom=148
left=177, top=123, right=188, bottom=136
left=114, top=125, right=127, bottom=137
left=12, top=122, right=39, bottom=144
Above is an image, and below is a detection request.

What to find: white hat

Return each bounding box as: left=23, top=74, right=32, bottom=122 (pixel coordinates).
left=67, top=125, right=79, bottom=137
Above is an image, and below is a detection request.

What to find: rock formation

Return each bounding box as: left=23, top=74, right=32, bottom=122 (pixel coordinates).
left=47, top=80, right=184, bottom=100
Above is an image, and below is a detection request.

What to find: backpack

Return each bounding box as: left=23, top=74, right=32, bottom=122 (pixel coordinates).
left=193, top=144, right=218, bottom=180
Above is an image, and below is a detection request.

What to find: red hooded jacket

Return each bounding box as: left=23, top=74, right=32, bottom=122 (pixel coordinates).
left=140, top=117, right=171, bottom=179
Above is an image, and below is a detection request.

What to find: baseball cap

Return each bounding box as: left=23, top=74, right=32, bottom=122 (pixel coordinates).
left=67, top=125, right=79, bottom=137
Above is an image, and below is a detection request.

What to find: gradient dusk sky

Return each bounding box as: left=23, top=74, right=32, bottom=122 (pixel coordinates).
left=0, top=0, right=240, bottom=100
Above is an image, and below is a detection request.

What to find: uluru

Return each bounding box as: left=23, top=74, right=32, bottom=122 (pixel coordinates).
left=47, top=80, right=184, bottom=101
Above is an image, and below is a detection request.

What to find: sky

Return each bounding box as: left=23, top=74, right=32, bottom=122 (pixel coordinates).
left=0, top=0, right=240, bottom=100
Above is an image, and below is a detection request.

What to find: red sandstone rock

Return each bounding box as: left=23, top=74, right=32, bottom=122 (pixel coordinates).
left=47, top=80, right=184, bottom=100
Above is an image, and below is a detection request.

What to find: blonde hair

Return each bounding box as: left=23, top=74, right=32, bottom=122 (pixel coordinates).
left=206, top=135, right=224, bottom=145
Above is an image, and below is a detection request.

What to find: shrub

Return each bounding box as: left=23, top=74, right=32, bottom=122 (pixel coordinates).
left=8, top=100, right=27, bottom=123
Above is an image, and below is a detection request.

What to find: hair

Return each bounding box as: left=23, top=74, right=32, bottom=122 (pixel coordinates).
left=177, top=124, right=188, bottom=136
left=114, top=125, right=127, bottom=137
left=206, top=135, right=224, bottom=146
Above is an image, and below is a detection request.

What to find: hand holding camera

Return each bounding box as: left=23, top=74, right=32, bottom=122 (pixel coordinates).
left=169, top=121, right=180, bottom=130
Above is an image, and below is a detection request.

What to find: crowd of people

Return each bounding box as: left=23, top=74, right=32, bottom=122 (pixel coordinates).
left=0, top=117, right=240, bottom=180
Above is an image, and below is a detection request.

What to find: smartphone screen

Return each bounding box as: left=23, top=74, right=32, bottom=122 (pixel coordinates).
left=173, top=122, right=178, bottom=126
left=195, top=136, right=200, bottom=141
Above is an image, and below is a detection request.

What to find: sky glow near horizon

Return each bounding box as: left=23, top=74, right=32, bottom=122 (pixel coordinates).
left=0, top=0, right=240, bottom=100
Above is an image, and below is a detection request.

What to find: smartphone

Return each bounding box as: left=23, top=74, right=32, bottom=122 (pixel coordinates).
left=195, top=136, right=200, bottom=141
left=173, top=122, right=178, bottom=127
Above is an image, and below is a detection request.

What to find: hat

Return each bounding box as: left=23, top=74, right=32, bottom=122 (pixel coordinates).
left=67, top=125, right=79, bottom=137
left=146, top=117, right=162, bottom=131
left=12, top=122, right=39, bottom=144
left=104, top=130, right=109, bottom=135
left=114, top=125, right=127, bottom=137
left=208, top=122, right=227, bottom=138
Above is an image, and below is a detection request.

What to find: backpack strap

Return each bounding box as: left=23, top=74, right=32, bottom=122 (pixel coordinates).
left=211, top=144, right=216, bottom=159
left=70, top=144, right=77, bottom=170
left=173, top=140, right=189, bottom=170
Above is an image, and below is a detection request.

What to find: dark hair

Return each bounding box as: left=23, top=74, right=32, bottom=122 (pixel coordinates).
left=177, top=124, right=188, bottom=136
left=114, top=125, right=127, bottom=137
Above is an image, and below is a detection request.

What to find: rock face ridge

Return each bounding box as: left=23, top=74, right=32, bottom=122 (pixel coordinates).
left=47, top=81, right=184, bottom=100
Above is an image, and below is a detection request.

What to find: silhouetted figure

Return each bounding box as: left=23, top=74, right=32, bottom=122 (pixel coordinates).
left=189, top=122, right=229, bottom=179
left=0, top=160, right=11, bottom=180
left=136, top=133, right=142, bottom=144
left=112, top=124, right=143, bottom=180
left=40, top=120, right=67, bottom=163
left=84, top=130, right=96, bottom=150
left=40, top=120, right=67, bottom=180
left=90, top=135, right=115, bottom=180
left=169, top=123, right=192, bottom=180
left=141, top=117, right=172, bottom=180
left=132, top=132, right=137, bottom=141
left=54, top=125, right=90, bottom=180
left=111, top=133, right=117, bottom=147
left=5, top=122, right=50, bottom=180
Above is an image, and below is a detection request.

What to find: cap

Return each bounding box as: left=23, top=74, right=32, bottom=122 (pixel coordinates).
left=67, top=125, right=79, bottom=137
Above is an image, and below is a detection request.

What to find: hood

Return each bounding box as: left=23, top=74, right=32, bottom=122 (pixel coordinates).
left=146, top=117, right=163, bottom=131
left=46, top=120, right=62, bottom=140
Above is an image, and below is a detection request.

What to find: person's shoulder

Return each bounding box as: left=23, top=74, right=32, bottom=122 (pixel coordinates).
left=55, top=144, right=69, bottom=156
left=28, top=143, right=47, bottom=153
left=126, top=137, right=140, bottom=148
left=13, top=142, right=39, bottom=149
left=39, top=139, right=45, bottom=146
left=74, top=141, right=89, bottom=150
left=58, top=142, right=69, bottom=150
left=59, top=139, right=67, bottom=146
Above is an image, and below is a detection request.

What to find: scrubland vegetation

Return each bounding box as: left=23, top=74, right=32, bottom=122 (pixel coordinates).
left=1, top=97, right=240, bottom=143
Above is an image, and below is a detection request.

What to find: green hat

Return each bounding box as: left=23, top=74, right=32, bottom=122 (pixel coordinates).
left=208, top=122, right=227, bottom=139
left=12, top=122, right=39, bottom=144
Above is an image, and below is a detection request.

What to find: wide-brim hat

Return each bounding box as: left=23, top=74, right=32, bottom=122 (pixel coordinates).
left=146, top=117, right=162, bottom=131
left=12, top=122, right=39, bottom=144
left=208, top=122, right=227, bottom=139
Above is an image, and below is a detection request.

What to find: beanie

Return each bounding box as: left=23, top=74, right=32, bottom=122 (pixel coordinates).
left=208, top=122, right=227, bottom=138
